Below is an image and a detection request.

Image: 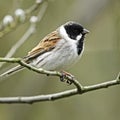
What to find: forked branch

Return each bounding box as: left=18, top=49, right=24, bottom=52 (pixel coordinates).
left=0, top=57, right=119, bottom=104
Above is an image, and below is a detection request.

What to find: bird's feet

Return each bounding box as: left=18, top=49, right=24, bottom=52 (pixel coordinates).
left=60, top=71, right=74, bottom=85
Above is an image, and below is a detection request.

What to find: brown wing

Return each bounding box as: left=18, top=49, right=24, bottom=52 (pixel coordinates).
left=24, top=30, right=61, bottom=60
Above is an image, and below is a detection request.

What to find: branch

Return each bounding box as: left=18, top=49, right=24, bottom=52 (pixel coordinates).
left=0, top=57, right=119, bottom=104
left=0, top=1, right=48, bottom=68
left=0, top=74, right=119, bottom=104
left=0, top=0, right=46, bottom=38
left=0, top=57, right=83, bottom=91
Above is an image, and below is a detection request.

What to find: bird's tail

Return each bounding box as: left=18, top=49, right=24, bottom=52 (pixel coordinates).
left=0, top=65, right=24, bottom=78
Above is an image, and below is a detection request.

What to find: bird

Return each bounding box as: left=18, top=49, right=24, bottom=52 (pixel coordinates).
left=0, top=21, right=89, bottom=79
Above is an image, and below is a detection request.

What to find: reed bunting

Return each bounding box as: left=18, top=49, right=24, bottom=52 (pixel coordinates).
left=0, top=21, right=89, bottom=78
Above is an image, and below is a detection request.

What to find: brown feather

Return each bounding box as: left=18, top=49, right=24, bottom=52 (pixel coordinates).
left=24, top=30, right=61, bottom=60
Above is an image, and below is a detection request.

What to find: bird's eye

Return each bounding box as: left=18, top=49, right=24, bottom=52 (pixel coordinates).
left=74, top=29, right=80, bottom=34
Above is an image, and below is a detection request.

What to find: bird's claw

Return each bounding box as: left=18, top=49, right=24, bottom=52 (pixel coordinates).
left=60, top=71, right=74, bottom=85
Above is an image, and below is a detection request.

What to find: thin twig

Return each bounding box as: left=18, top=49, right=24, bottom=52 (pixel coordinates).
left=0, top=0, right=46, bottom=37
left=0, top=2, right=48, bottom=68
left=25, top=0, right=44, bottom=14
left=37, top=2, right=48, bottom=22
left=0, top=57, right=119, bottom=104
left=0, top=24, right=35, bottom=68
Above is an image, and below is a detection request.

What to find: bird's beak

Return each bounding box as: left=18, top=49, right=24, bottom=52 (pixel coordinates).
left=83, top=28, right=89, bottom=34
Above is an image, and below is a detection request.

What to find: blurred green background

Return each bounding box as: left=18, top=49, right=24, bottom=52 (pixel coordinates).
left=0, top=0, right=120, bottom=120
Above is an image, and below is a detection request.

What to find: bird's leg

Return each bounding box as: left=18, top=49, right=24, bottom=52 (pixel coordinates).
left=60, top=70, right=74, bottom=85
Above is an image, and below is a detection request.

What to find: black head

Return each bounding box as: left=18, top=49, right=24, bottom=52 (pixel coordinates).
left=64, top=21, right=89, bottom=40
